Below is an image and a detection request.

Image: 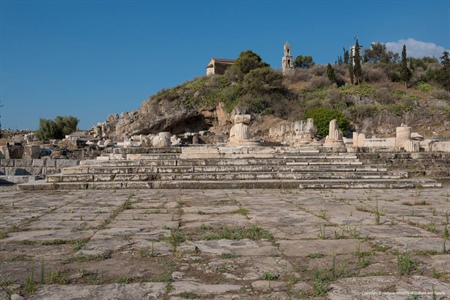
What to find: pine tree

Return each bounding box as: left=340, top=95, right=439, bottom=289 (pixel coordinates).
left=400, top=45, right=412, bottom=88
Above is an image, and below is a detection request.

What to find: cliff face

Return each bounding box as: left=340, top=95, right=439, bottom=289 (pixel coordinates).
left=97, top=96, right=236, bottom=140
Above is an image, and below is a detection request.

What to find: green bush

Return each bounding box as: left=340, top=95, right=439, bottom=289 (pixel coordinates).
left=348, top=104, right=379, bottom=120
left=301, top=107, right=349, bottom=137
left=35, top=116, right=79, bottom=141
left=415, top=81, right=434, bottom=94
left=339, top=82, right=376, bottom=97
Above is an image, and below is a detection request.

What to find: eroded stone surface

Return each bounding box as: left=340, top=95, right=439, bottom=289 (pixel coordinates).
left=0, top=186, right=449, bottom=299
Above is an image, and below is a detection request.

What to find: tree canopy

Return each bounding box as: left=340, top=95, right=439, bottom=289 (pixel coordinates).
left=301, top=107, right=349, bottom=137
left=226, top=50, right=269, bottom=80
left=294, top=55, right=315, bottom=69
left=35, top=115, right=79, bottom=141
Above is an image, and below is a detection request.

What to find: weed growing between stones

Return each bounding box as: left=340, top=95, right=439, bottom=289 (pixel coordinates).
left=203, top=225, right=273, bottom=241
left=68, top=252, right=111, bottom=263
left=116, top=273, right=132, bottom=284
left=397, top=248, right=417, bottom=275
left=426, top=221, right=438, bottom=233
left=140, top=241, right=157, bottom=257
left=25, top=261, right=36, bottom=295
left=371, top=202, right=385, bottom=225
left=261, top=271, right=280, bottom=280
left=414, top=200, right=428, bottom=206
left=178, top=292, right=199, bottom=299
left=319, top=210, right=327, bottom=220
left=233, top=208, right=249, bottom=216
left=219, top=253, right=239, bottom=259
left=432, top=268, right=444, bottom=279
left=200, top=224, right=212, bottom=231
left=307, top=252, right=325, bottom=259
left=318, top=224, right=326, bottom=239
left=312, top=269, right=328, bottom=296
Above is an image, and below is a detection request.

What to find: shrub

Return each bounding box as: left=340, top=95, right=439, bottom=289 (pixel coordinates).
left=309, top=77, right=332, bottom=90
left=376, top=87, right=395, bottom=104
left=339, top=82, right=377, bottom=97
left=242, top=67, right=284, bottom=93
left=291, top=68, right=312, bottom=82
left=348, top=104, right=379, bottom=120
left=310, top=65, right=327, bottom=76
left=363, top=67, right=386, bottom=83
left=431, top=89, right=450, bottom=100
left=35, top=116, right=79, bottom=141
left=415, top=81, right=434, bottom=94
left=301, top=107, right=349, bottom=137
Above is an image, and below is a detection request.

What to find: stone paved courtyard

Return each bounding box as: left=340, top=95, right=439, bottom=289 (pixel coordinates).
left=1, top=186, right=450, bottom=299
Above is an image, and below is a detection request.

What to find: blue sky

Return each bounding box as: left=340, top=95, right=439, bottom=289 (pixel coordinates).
left=1, top=0, right=449, bottom=130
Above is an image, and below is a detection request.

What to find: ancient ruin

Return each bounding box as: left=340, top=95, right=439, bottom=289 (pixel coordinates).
left=323, top=119, right=346, bottom=149
left=228, top=114, right=260, bottom=147
left=269, top=118, right=318, bottom=146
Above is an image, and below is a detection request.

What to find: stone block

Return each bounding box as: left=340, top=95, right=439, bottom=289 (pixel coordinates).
left=43, top=158, right=57, bottom=168
left=32, top=159, right=46, bottom=167
left=23, top=145, right=40, bottom=159
left=56, top=159, right=80, bottom=168
left=430, top=141, right=450, bottom=152
left=13, top=168, right=33, bottom=176
left=31, top=167, right=46, bottom=175
left=14, top=159, right=33, bottom=167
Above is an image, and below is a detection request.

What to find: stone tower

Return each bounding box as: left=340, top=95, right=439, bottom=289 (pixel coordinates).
left=282, top=42, right=294, bottom=75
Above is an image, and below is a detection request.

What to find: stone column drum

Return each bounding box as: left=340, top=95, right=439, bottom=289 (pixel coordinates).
left=395, top=125, right=411, bottom=148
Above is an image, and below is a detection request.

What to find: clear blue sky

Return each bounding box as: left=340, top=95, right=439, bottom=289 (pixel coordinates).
left=1, top=0, right=449, bottom=130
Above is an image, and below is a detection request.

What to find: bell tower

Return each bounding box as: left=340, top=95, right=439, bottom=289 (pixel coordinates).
left=282, top=42, right=294, bottom=75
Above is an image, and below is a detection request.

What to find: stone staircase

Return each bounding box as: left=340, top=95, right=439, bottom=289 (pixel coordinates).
left=17, top=146, right=442, bottom=190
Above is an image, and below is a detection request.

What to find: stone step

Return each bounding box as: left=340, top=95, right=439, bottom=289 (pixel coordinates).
left=62, top=164, right=388, bottom=175
left=157, top=165, right=385, bottom=173
left=80, top=160, right=178, bottom=167
left=113, top=147, right=181, bottom=154
left=157, top=172, right=404, bottom=181
left=79, top=157, right=362, bottom=168
left=46, top=171, right=405, bottom=183
left=18, top=178, right=442, bottom=191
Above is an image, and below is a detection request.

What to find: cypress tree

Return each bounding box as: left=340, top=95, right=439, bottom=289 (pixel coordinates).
left=327, top=63, right=336, bottom=84
left=353, top=39, right=362, bottom=85
left=400, top=45, right=412, bottom=88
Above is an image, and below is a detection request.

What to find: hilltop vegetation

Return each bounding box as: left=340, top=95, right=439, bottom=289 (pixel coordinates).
left=104, top=45, right=450, bottom=140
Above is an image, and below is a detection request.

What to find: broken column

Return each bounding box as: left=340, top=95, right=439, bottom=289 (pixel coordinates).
left=323, top=119, right=345, bottom=149
left=153, top=132, right=172, bottom=148
left=395, top=124, right=411, bottom=148
left=228, top=114, right=260, bottom=146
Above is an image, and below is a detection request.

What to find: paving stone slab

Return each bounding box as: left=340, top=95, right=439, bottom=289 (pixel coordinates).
left=360, top=224, right=438, bottom=238
left=372, top=237, right=447, bottom=253
left=169, top=281, right=242, bottom=297
left=2, top=230, right=95, bottom=243
left=329, top=276, right=450, bottom=300
left=29, top=283, right=167, bottom=300
left=178, top=239, right=279, bottom=256
left=278, top=239, right=372, bottom=257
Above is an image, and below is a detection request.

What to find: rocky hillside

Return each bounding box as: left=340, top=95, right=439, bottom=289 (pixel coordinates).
left=94, top=51, right=450, bottom=142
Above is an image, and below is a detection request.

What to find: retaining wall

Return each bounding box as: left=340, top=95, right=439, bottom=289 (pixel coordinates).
left=0, top=158, right=79, bottom=182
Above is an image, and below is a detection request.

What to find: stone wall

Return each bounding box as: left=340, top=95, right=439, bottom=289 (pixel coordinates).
left=356, top=152, right=450, bottom=183
left=0, top=158, right=79, bottom=177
